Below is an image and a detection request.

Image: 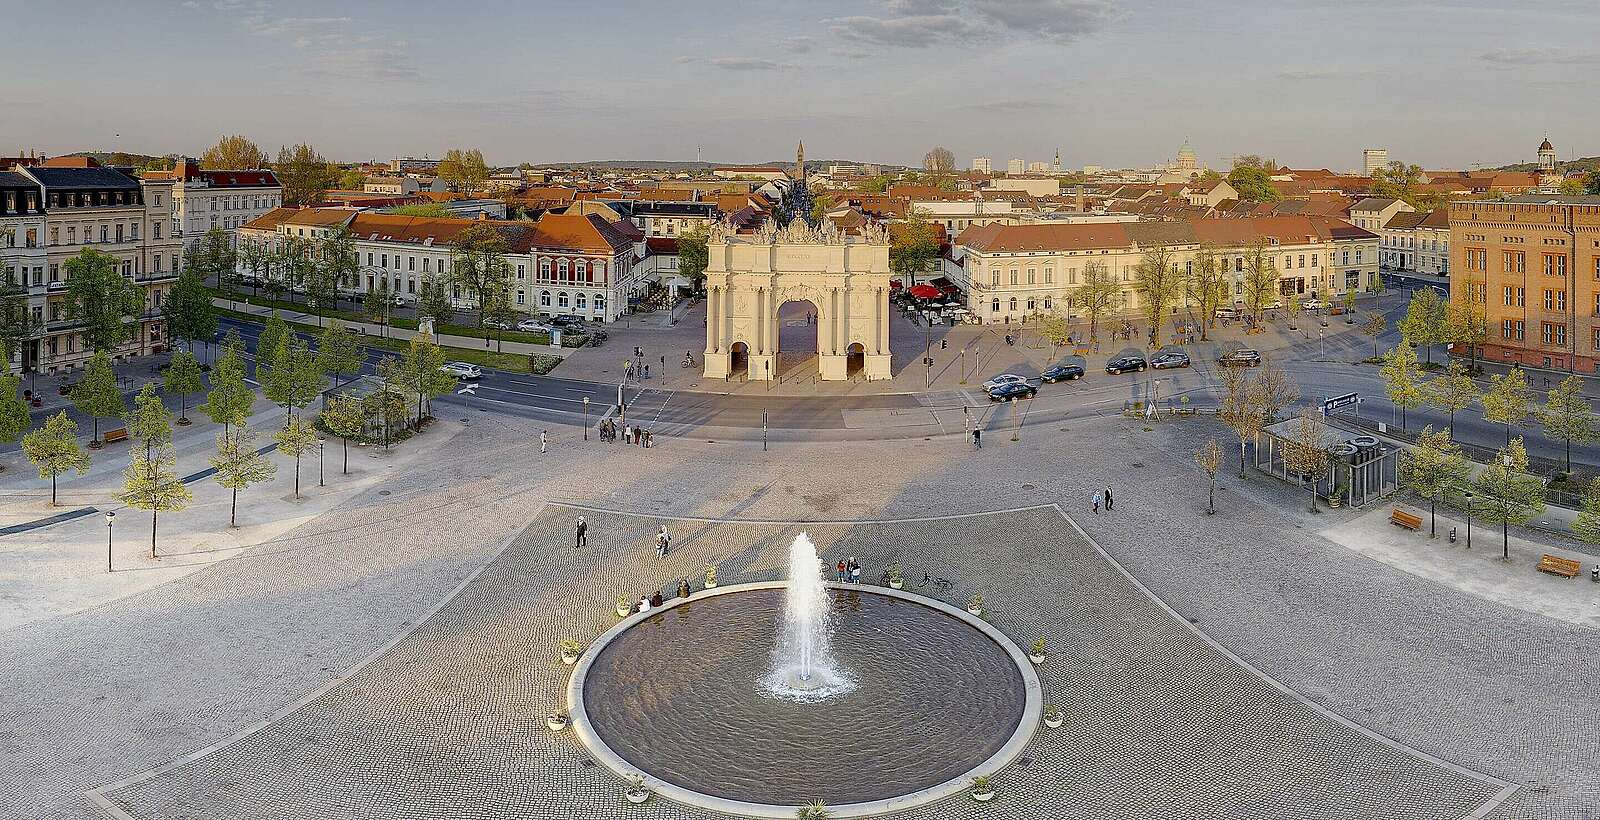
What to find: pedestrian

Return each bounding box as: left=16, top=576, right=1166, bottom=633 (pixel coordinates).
left=622, top=425, right=631, bottom=445
left=645, top=428, right=654, bottom=448
left=849, top=558, right=861, bottom=584
left=972, top=428, right=982, bottom=449
left=649, top=590, right=663, bottom=608
left=1092, top=491, right=1102, bottom=515
left=540, top=430, right=548, bottom=454
left=656, top=525, right=671, bottom=557
left=836, top=559, right=847, bottom=583
left=576, top=516, right=588, bottom=548
left=1105, top=485, right=1114, bottom=511
left=660, top=354, right=665, bottom=369
left=643, top=364, right=650, bottom=379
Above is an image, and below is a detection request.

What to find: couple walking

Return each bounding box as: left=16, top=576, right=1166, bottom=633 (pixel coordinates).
left=1091, top=486, right=1115, bottom=514
left=835, top=557, right=861, bottom=584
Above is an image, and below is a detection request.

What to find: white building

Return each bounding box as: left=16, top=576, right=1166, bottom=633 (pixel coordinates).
left=1379, top=209, right=1449, bottom=275
left=1006, top=158, right=1025, bottom=175
left=1363, top=149, right=1388, bottom=177
left=971, top=157, right=992, bottom=174
left=152, top=158, right=281, bottom=245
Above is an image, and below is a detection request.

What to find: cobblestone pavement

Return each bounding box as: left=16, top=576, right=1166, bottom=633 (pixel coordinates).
left=1, top=409, right=1594, bottom=819
left=97, top=507, right=1504, bottom=820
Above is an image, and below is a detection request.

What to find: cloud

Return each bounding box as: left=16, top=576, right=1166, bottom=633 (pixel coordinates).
left=1277, top=68, right=1340, bottom=81
left=827, top=0, right=1123, bottom=48
left=1479, top=47, right=1600, bottom=65
left=181, top=1, right=200, bottom=8
left=957, top=99, right=1066, bottom=113
left=676, top=56, right=793, bottom=71
left=781, top=36, right=815, bottom=53
left=302, top=48, right=420, bottom=82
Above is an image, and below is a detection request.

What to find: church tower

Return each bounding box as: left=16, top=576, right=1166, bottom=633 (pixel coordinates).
left=1538, top=135, right=1556, bottom=173
left=796, top=140, right=806, bottom=182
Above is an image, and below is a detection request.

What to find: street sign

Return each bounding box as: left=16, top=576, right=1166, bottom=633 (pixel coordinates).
left=1321, top=392, right=1360, bottom=414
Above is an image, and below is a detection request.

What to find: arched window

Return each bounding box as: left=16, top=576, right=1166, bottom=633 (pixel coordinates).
left=1043, top=298, right=1053, bottom=310
left=557, top=291, right=569, bottom=308
left=1009, top=297, right=1017, bottom=312
left=991, top=298, right=1000, bottom=313
left=576, top=293, right=587, bottom=310
left=539, top=290, right=551, bottom=307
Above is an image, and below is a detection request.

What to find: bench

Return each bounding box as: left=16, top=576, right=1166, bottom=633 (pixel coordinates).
left=101, top=428, right=129, bottom=444
left=1389, top=508, right=1423, bottom=531
left=1536, top=554, right=1582, bottom=578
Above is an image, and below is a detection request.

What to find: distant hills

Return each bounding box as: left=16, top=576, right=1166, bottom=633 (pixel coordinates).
left=537, top=158, right=901, bottom=172
left=1494, top=156, right=1599, bottom=173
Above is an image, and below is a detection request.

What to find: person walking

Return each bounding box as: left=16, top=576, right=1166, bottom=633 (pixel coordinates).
left=540, top=430, right=548, bottom=454
left=836, top=559, right=847, bottom=583
left=849, top=558, right=861, bottom=584
left=656, top=526, right=671, bottom=557
left=575, top=516, right=588, bottom=548
left=1092, top=491, right=1102, bottom=515
left=643, top=364, right=650, bottom=379
left=972, top=428, right=982, bottom=449
left=1104, top=485, right=1114, bottom=511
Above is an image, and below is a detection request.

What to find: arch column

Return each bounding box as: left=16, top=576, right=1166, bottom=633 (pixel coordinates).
left=863, top=286, right=891, bottom=381
left=703, top=284, right=731, bottom=379
left=817, top=286, right=847, bottom=381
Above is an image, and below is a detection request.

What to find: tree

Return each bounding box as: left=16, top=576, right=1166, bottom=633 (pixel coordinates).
left=163, top=267, right=218, bottom=354
left=0, top=363, right=28, bottom=457
left=119, top=445, right=191, bottom=558
left=1240, top=238, right=1278, bottom=325
left=363, top=278, right=392, bottom=326
left=200, top=345, right=254, bottom=435
left=1035, top=314, right=1071, bottom=356
left=1252, top=358, right=1300, bottom=423
left=1535, top=375, right=1597, bottom=475
left=274, top=414, right=319, bottom=498
left=1185, top=242, right=1227, bottom=340
left=1444, top=300, right=1487, bottom=373
left=211, top=429, right=275, bottom=527
left=1284, top=295, right=1303, bottom=329
left=1361, top=312, right=1387, bottom=359
left=274, top=143, right=339, bottom=207
left=263, top=336, right=327, bottom=422
left=1573, top=477, right=1600, bottom=548
left=1133, top=243, right=1184, bottom=347
left=437, top=148, right=489, bottom=193
left=278, top=234, right=315, bottom=305
left=235, top=237, right=273, bottom=297
left=184, top=226, right=236, bottom=289
left=125, top=383, right=173, bottom=465
left=449, top=222, right=510, bottom=330
left=400, top=335, right=453, bottom=425
left=922, top=146, right=955, bottom=176
left=201, top=135, right=269, bottom=169
left=1379, top=344, right=1425, bottom=430
left=71, top=351, right=127, bottom=444
left=318, top=320, right=366, bottom=386
left=1424, top=360, right=1478, bottom=441
left=1398, top=287, right=1446, bottom=365
left=1341, top=287, right=1357, bottom=317
left=23, top=412, right=89, bottom=506
left=319, top=395, right=368, bottom=474
left=162, top=349, right=205, bottom=425
left=1471, top=437, right=1546, bottom=559
left=1218, top=368, right=1264, bottom=478
left=338, top=169, right=367, bottom=190
left=368, top=357, right=410, bottom=448
left=64, top=249, right=142, bottom=352
left=808, top=190, right=838, bottom=224
left=1398, top=426, right=1470, bottom=537
left=888, top=208, right=939, bottom=289
left=256, top=312, right=291, bottom=375
left=1480, top=367, right=1530, bottom=445
left=418, top=271, right=454, bottom=324
left=1074, top=260, right=1119, bottom=345
left=313, top=226, right=359, bottom=313
left=1227, top=164, right=1281, bottom=203
left=1195, top=438, right=1222, bottom=514
left=677, top=225, right=709, bottom=292
left=1284, top=406, right=1330, bottom=512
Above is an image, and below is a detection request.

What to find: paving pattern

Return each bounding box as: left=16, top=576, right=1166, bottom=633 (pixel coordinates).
left=98, top=507, right=1506, bottom=820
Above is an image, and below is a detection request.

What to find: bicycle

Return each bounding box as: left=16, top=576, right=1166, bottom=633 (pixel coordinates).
left=917, top=573, right=952, bottom=592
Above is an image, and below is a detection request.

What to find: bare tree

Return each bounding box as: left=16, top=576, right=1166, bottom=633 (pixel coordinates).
left=1218, top=368, right=1264, bottom=478
left=923, top=146, right=955, bottom=175
left=1252, top=358, right=1300, bottom=423
left=1195, top=439, right=1222, bottom=514
left=1284, top=406, right=1330, bottom=512
left=1133, top=243, right=1184, bottom=347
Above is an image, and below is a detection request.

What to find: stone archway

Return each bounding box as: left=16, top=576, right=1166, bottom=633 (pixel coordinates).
left=703, top=220, right=893, bottom=382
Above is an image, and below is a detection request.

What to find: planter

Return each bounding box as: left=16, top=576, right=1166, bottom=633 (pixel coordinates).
left=888, top=579, right=903, bottom=590
left=704, top=580, right=718, bottom=589
left=971, top=790, right=995, bottom=803
left=1044, top=715, right=1064, bottom=729
left=617, top=604, right=632, bottom=617
left=561, top=652, right=579, bottom=666
left=176, top=417, right=192, bottom=426
left=625, top=789, right=651, bottom=805
left=546, top=713, right=569, bottom=732
left=967, top=607, right=983, bottom=617
left=1028, top=653, right=1045, bottom=665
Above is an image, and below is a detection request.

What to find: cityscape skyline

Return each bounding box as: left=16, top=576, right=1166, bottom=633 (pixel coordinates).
left=3, top=0, right=1598, bottom=170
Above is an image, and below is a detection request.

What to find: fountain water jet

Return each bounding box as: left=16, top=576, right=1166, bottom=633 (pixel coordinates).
left=762, top=532, right=854, bottom=702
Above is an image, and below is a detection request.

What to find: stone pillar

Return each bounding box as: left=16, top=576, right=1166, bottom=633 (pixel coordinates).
left=751, top=285, right=776, bottom=381
left=703, top=284, right=730, bottom=379
left=818, top=286, right=847, bottom=381
left=864, top=285, right=891, bottom=380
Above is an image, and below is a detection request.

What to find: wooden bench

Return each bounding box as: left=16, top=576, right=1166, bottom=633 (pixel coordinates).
left=101, top=428, right=129, bottom=444
left=1389, top=508, right=1423, bottom=531
left=1536, top=554, right=1582, bottom=578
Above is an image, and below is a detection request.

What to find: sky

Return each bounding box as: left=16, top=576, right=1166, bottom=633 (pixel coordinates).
left=3, top=0, right=1597, bottom=172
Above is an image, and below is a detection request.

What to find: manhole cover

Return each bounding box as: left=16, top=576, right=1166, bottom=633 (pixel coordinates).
left=378, top=490, right=391, bottom=496
left=1022, top=484, right=1036, bottom=490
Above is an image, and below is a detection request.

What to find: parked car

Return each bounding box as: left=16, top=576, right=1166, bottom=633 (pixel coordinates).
left=1214, top=307, right=1240, bottom=320
left=1218, top=348, right=1262, bottom=367
left=483, top=318, right=516, bottom=330
left=1300, top=298, right=1326, bottom=310
left=1264, top=299, right=1283, bottom=310
left=439, top=362, right=482, bottom=380
left=1041, top=362, right=1084, bottom=382
left=390, top=294, right=409, bottom=307
left=988, top=381, right=1037, bottom=401
left=982, top=373, right=1031, bottom=391
left=1150, top=351, right=1191, bottom=370
left=550, top=314, right=587, bottom=329
left=517, top=318, right=554, bottom=333
left=1105, top=355, right=1147, bottom=374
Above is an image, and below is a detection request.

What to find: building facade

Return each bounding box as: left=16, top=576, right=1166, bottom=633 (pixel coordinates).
left=1449, top=196, right=1600, bottom=373
left=156, top=158, right=281, bottom=244
left=1363, top=149, right=1389, bottom=177
left=972, top=157, right=992, bottom=174
left=1379, top=209, right=1449, bottom=275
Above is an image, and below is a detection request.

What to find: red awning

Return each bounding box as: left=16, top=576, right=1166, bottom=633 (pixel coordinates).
left=908, top=283, right=942, bottom=299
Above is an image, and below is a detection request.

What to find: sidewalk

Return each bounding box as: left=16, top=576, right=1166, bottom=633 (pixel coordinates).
left=213, top=297, right=571, bottom=358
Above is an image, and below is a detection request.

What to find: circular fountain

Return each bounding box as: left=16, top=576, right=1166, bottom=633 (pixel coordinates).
left=567, top=533, right=1040, bottom=818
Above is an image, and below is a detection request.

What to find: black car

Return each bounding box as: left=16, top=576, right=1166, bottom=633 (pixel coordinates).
left=550, top=314, right=587, bottom=329
left=1041, top=363, right=1084, bottom=382
left=1149, top=351, right=1191, bottom=369
left=1105, top=355, right=1147, bottom=374
left=988, top=381, right=1037, bottom=401
left=1218, top=348, right=1262, bottom=367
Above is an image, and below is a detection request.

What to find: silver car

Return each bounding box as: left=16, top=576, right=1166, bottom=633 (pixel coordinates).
left=439, top=361, right=481, bottom=380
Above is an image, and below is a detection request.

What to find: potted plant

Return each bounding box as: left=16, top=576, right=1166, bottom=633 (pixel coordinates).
left=560, top=639, right=582, bottom=665
left=1028, top=637, right=1046, bottom=665
left=624, top=774, right=651, bottom=804
left=967, top=593, right=984, bottom=617
left=1042, top=704, right=1064, bottom=729
left=546, top=712, right=569, bottom=732
left=704, top=565, right=718, bottom=589
left=616, top=596, right=632, bottom=617
left=969, top=774, right=995, bottom=802
left=887, top=563, right=903, bottom=590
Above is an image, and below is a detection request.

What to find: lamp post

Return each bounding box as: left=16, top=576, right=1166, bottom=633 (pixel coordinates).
left=762, top=408, right=768, bottom=452
left=764, top=360, right=770, bottom=392
left=316, top=437, right=325, bottom=487
left=105, top=511, right=115, bottom=573
left=1463, top=490, right=1473, bottom=550
left=583, top=396, right=590, bottom=441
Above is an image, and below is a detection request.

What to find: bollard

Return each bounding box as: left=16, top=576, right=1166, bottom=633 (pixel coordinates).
left=1448, top=527, right=1457, bottom=544
left=1592, top=564, right=1598, bottom=583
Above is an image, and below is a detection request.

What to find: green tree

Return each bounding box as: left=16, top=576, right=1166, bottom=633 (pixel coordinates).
left=263, top=336, right=327, bottom=422
left=199, top=345, right=254, bottom=435
left=1185, top=242, right=1228, bottom=340
left=676, top=225, right=709, bottom=291
left=64, top=249, right=142, bottom=352
left=437, top=148, right=489, bottom=193
left=256, top=312, right=291, bottom=375
left=338, top=168, right=367, bottom=190
left=368, top=357, right=411, bottom=448
left=1479, top=367, right=1530, bottom=445
left=363, top=278, right=392, bottom=326
left=1133, top=242, right=1185, bottom=347
left=70, top=351, right=127, bottom=444
left=1240, top=238, right=1278, bottom=325
left=1444, top=300, right=1486, bottom=373
left=319, top=395, right=368, bottom=474
left=318, top=320, right=366, bottom=386
left=1573, top=477, right=1600, bottom=548
left=808, top=191, right=838, bottom=224
left=1341, top=287, right=1357, bottom=316
left=201, top=135, right=269, bottom=169
left=449, top=222, right=510, bottom=330
left=163, top=267, right=218, bottom=353
left=118, top=445, right=191, bottom=558
left=1379, top=344, right=1425, bottom=430
left=125, top=383, right=173, bottom=465
left=1424, top=360, right=1478, bottom=441
left=0, top=355, right=32, bottom=461
left=1227, top=164, right=1280, bottom=202
left=1074, top=259, right=1119, bottom=345
left=22, top=411, right=89, bottom=506
left=163, top=349, right=205, bottom=425
left=1535, top=375, right=1597, bottom=475
left=235, top=238, right=273, bottom=297
left=1398, top=426, right=1471, bottom=537
left=1034, top=314, right=1071, bottom=356
left=211, top=429, right=275, bottom=527
left=274, top=414, right=319, bottom=498
left=313, top=226, right=359, bottom=313
left=1362, top=312, right=1387, bottom=359
left=400, top=335, right=453, bottom=425
left=1471, top=437, right=1546, bottom=559
left=889, top=208, right=940, bottom=289
left=1398, top=287, right=1446, bottom=365
left=274, top=143, right=338, bottom=207
left=278, top=235, right=315, bottom=305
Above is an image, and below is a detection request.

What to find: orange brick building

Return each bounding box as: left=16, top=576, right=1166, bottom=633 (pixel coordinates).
left=1449, top=196, right=1600, bottom=374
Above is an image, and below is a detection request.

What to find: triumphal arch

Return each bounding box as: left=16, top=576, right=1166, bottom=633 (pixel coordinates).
left=703, top=219, right=894, bottom=382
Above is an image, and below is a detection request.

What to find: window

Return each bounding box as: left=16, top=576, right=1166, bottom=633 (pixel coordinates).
left=152, top=223, right=160, bottom=239
left=1544, top=289, right=1566, bottom=311
left=1043, top=298, right=1052, bottom=310
left=1311, top=254, right=1318, bottom=267
left=1027, top=268, right=1036, bottom=285
left=1044, top=268, right=1053, bottom=284
left=517, top=264, right=525, bottom=279
left=576, top=293, right=587, bottom=310
left=1503, top=251, right=1525, bottom=273
left=540, top=291, right=551, bottom=307
left=594, top=295, right=605, bottom=314
left=558, top=259, right=569, bottom=279
left=67, top=226, right=75, bottom=244
left=516, top=290, right=525, bottom=305
left=1543, top=254, right=1567, bottom=277
left=991, top=298, right=1000, bottom=313
left=558, top=291, right=569, bottom=308
left=1541, top=323, right=1567, bottom=346
left=1008, top=297, right=1017, bottom=312
left=1026, top=298, right=1035, bottom=311
left=1503, top=286, right=1514, bottom=306
left=367, top=253, right=374, bottom=266
left=991, top=271, right=1000, bottom=287
left=49, top=227, right=58, bottom=245
left=1501, top=319, right=1524, bottom=340
left=1355, top=250, right=1362, bottom=264
left=408, top=256, right=415, bottom=272
left=1298, top=254, right=1306, bottom=268
left=1010, top=269, right=1018, bottom=286
left=408, top=280, right=415, bottom=294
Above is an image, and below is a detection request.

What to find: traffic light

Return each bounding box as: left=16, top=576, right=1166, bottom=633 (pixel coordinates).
left=940, top=339, right=947, bottom=350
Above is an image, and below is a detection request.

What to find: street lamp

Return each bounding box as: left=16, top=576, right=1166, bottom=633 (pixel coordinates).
left=316, top=437, right=326, bottom=487
left=763, top=407, right=768, bottom=452
left=105, top=511, right=115, bottom=573
left=583, top=396, right=591, bottom=440
left=764, top=360, right=770, bottom=391
left=1462, top=490, right=1473, bottom=550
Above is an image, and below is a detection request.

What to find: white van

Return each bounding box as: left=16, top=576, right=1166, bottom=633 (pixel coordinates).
left=1214, top=307, right=1239, bottom=320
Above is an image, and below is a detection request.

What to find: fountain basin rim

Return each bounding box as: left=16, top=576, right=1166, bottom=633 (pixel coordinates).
left=567, top=580, right=1042, bottom=818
